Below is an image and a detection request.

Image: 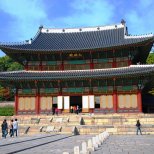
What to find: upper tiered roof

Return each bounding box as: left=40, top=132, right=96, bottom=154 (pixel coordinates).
left=0, top=21, right=154, bottom=52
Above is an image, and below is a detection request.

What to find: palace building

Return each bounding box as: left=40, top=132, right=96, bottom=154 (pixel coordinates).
left=0, top=20, right=154, bottom=115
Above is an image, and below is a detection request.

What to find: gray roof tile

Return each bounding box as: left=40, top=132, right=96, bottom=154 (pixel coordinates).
left=0, top=24, right=153, bottom=52
left=0, top=65, right=154, bottom=81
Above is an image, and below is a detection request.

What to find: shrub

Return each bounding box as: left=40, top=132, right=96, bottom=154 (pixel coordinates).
left=0, top=105, right=14, bottom=116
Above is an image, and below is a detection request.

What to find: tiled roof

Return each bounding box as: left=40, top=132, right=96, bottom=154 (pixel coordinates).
left=0, top=65, right=154, bottom=81
left=0, top=23, right=153, bottom=52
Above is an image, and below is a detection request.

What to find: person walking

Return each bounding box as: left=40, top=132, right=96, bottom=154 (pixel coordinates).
left=13, top=119, right=18, bottom=137
left=136, top=120, right=142, bottom=135
left=1, top=119, right=8, bottom=138
left=9, top=119, right=14, bottom=137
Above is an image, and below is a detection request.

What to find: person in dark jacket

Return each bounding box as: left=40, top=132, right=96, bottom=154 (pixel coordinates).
left=136, top=120, right=142, bottom=135
left=1, top=119, right=8, bottom=138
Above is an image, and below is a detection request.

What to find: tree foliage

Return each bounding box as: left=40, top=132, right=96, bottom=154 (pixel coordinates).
left=146, top=53, right=154, bottom=64
left=0, top=56, right=23, bottom=71
left=0, top=56, right=23, bottom=100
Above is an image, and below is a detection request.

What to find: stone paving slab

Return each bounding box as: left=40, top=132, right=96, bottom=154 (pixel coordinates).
left=0, top=134, right=93, bottom=154
left=92, top=135, right=154, bottom=154
left=1, top=134, right=154, bottom=154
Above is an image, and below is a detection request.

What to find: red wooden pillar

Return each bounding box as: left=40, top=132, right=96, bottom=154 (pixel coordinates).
left=112, top=59, right=116, bottom=68
left=128, top=60, right=132, bottom=66
left=15, top=94, right=18, bottom=115
left=36, top=93, right=40, bottom=114
left=112, top=50, right=116, bottom=68
left=60, top=52, right=64, bottom=70
left=137, top=90, right=142, bottom=112
left=39, top=61, right=42, bottom=71
left=35, top=80, right=40, bottom=114
left=61, top=62, right=64, bottom=70
left=25, top=64, right=28, bottom=71
left=90, top=51, right=94, bottom=69
left=113, top=91, right=117, bottom=113
left=90, top=62, right=94, bottom=69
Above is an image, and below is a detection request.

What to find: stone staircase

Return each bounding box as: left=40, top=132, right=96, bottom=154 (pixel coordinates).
left=0, top=113, right=154, bottom=136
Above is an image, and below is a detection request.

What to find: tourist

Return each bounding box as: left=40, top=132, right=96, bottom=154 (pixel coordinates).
left=70, top=106, right=73, bottom=113
left=52, top=107, right=55, bottom=115
left=73, top=106, right=77, bottom=113
left=55, top=108, right=58, bottom=116
left=1, top=119, right=8, bottom=138
left=136, top=120, right=142, bottom=135
left=76, top=105, right=79, bottom=114
left=9, top=119, right=14, bottom=137
left=13, top=119, right=18, bottom=137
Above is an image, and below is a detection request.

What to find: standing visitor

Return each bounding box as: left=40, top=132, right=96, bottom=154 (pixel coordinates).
left=9, top=119, right=14, bottom=137
left=52, top=107, right=55, bottom=115
left=76, top=105, right=79, bottom=114
left=1, top=119, right=8, bottom=138
left=13, top=119, right=18, bottom=137
left=55, top=108, right=58, bottom=116
left=136, top=120, right=142, bottom=135
left=70, top=106, right=73, bottom=113
left=74, top=106, right=77, bottom=113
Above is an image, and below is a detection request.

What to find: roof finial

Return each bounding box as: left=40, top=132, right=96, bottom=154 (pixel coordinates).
left=121, top=19, right=126, bottom=25
left=39, top=25, right=43, bottom=31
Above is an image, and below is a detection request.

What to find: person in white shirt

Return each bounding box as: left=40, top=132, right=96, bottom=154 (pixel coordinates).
left=13, top=119, right=18, bottom=137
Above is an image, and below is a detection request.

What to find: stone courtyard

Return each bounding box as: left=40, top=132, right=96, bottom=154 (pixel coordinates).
left=0, top=134, right=154, bottom=154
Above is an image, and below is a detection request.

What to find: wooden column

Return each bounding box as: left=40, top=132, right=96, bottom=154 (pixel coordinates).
left=112, top=59, right=116, bottom=68
left=35, top=81, right=40, bottom=114
left=112, top=50, right=116, bottom=68
left=128, top=60, right=132, bottom=66
left=90, top=51, right=94, bottom=69
left=15, top=91, right=18, bottom=115
left=60, top=52, right=64, bottom=70
left=39, top=61, right=42, bottom=71
left=61, top=62, right=64, bottom=70
left=24, top=61, right=28, bottom=71
left=25, top=65, right=28, bottom=71
left=89, top=79, right=93, bottom=95
left=137, top=90, right=142, bottom=112
left=58, top=80, right=62, bottom=95
left=113, top=91, right=117, bottom=113
left=36, top=93, right=40, bottom=114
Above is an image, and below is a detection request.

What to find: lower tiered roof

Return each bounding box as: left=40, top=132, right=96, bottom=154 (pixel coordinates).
left=0, top=65, right=154, bottom=81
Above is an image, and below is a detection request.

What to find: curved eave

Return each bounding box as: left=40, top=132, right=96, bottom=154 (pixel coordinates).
left=0, top=38, right=154, bottom=55
left=0, top=65, right=153, bottom=81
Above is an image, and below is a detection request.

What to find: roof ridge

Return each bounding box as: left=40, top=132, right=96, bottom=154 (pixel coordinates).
left=41, top=23, right=124, bottom=33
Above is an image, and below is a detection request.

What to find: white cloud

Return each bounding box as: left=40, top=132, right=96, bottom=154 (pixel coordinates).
left=60, top=0, right=115, bottom=27
left=0, top=0, right=50, bottom=41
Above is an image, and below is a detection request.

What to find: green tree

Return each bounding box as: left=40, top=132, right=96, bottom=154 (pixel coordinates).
left=0, top=55, right=23, bottom=100
left=146, top=53, right=154, bottom=64
left=0, top=56, right=23, bottom=71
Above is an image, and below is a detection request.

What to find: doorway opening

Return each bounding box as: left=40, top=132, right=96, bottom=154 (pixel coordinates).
left=52, top=96, right=57, bottom=108
left=70, top=96, right=82, bottom=109
left=95, top=96, right=100, bottom=108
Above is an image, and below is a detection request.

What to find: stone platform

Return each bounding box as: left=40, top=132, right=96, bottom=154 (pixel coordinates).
left=0, top=113, right=154, bottom=135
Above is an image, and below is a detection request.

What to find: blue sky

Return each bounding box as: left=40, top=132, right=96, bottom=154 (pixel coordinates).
left=0, top=0, right=154, bottom=57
